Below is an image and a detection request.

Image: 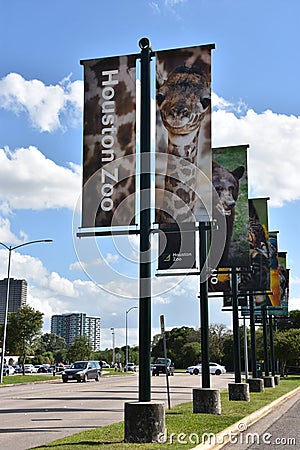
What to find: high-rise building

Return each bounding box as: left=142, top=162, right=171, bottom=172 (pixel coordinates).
left=0, top=278, right=27, bottom=324
left=51, top=313, right=101, bottom=351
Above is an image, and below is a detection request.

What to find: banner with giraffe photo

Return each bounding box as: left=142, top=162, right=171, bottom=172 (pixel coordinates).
left=155, top=44, right=215, bottom=225
left=81, top=54, right=137, bottom=228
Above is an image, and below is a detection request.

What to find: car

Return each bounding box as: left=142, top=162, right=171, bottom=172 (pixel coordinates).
left=152, top=358, right=174, bottom=376
left=24, top=364, right=38, bottom=373
left=186, top=362, right=226, bottom=376
left=124, top=362, right=136, bottom=372
left=100, top=360, right=110, bottom=369
left=61, top=360, right=101, bottom=383
left=35, top=365, right=51, bottom=373
left=3, top=364, right=15, bottom=376
left=12, top=365, right=23, bottom=374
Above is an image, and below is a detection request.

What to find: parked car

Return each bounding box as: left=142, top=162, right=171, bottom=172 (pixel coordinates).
left=100, top=360, right=110, bottom=369
left=3, top=364, right=15, bottom=376
left=24, top=364, right=38, bottom=373
left=35, top=364, right=51, bottom=373
left=61, top=361, right=101, bottom=383
left=186, top=362, right=226, bottom=375
left=152, top=358, right=174, bottom=376
left=124, top=362, right=136, bottom=372
left=13, top=365, right=23, bottom=374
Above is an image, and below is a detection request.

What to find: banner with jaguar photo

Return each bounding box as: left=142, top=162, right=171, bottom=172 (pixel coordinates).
left=155, top=44, right=215, bottom=225
left=239, top=198, right=270, bottom=293
left=81, top=54, right=137, bottom=228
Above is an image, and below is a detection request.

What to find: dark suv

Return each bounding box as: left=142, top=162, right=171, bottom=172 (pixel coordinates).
left=152, top=358, right=174, bottom=376
left=62, top=361, right=101, bottom=383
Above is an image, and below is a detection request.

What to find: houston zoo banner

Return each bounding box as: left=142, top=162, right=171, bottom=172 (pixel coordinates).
left=239, top=198, right=270, bottom=293
left=155, top=44, right=214, bottom=225
left=278, top=251, right=289, bottom=316
left=266, top=231, right=281, bottom=309
left=81, top=54, right=137, bottom=228
left=208, top=145, right=250, bottom=293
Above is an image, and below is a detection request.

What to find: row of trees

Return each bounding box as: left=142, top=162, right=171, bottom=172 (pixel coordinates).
left=2, top=305, right=300, bottom=373
left=151, top=310, right=300, bottom=371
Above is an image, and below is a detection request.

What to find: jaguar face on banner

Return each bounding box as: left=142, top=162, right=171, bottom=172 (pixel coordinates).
left=81, top=54, right=137, bottom=228
left=155, top=44, right=214, bottom=225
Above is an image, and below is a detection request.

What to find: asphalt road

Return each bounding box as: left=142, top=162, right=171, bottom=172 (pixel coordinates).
left=0, top=372, right=233, bottom=450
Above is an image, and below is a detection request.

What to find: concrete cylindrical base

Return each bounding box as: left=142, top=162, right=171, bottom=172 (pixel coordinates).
left=274, top=375, right=280, bottom=385
left=263, top=376, right=275, bottom=388
left=124, top=402, right=165, bottom=443
left=228, top=383, right=250, bottom=401
left=247, top=378, right=264, bottom=392
left=193, top=388, right=221, bottom=414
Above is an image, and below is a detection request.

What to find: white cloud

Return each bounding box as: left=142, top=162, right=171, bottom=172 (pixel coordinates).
left=212, top=94, right=300, bottom=206
left=0, top=146, right=81, bottom=212
left=0, top=218, right=28, bottom=245
left=0, top=73, right=83, bottom=132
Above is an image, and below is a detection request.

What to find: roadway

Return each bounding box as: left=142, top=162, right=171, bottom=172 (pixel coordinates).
left=0, top=372, right=233, bottom=450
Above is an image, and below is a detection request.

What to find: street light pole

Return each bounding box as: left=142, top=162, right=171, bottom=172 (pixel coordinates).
left=110, top=327, right=115, bottom=365
left=125, top=306, right=138, bottom=369
left=0, top=239, right=52, bottom=383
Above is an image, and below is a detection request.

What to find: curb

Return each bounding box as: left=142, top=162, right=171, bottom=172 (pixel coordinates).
left=191, top=386, right=300, bottom=450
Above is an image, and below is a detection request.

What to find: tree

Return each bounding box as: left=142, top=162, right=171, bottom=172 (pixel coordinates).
left=6, top=305, right=44, bottom=373
left=66, top=335, right=93, bottom=362
left=209, top=323, right=230, bottom=363
left=274, top=329, right=300, bottom=374
left=36, top=333, right=66, bottom=354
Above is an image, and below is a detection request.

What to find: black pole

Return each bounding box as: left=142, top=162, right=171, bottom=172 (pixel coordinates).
left=138, top=37, right=152, bottom=402
left=269, top=314, right=276, bottom=376
left=199, top=222, right=210, bottom=388
left=262, top=305, right=269, bottom=376
left=232, top=267, right=242, bottom=383
left=249, top=293, right=258, bottom=378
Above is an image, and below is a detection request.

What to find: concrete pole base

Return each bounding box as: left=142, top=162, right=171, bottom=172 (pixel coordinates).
left=193, top=388, right=221, bottom=414
left=228, top=383, right=250, bottom=401
left=263, top=376, right=275, bottom=388
left=247, top=378, right=264, bottom=392
left=124, top=402, right=165, bottom=443
left=274, top=375, right=280, bottom=385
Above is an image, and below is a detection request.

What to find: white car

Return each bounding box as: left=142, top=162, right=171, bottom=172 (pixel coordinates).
left=24, top=364, right=38, bottom=373
left=3, top=364, right=15, bottom=376
left=186, top=362, right=226, bottom=375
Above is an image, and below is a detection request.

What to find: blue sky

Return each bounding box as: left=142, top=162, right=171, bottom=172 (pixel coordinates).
left=1, top=0, right=300, bottom=349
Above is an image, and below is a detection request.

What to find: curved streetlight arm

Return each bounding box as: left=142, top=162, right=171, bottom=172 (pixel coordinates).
left=0, top=239, right=52, bottom=383
left=125, top=306, right=138, bottom=368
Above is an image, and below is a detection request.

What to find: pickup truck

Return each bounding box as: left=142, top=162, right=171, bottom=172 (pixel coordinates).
left=152, top=358, right=174, bottom=376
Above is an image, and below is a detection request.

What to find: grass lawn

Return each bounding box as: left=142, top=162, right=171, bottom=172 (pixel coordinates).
left=33, top=376, right=300, bottom=450
left=1, top=375, right=61, bottom=384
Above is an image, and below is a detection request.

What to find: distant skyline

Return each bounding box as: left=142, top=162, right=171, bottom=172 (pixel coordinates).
left=1, top=0, right=300, bottom=349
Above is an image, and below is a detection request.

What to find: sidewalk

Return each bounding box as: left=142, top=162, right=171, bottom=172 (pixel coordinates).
left=194, top=386, right=300, bottom=449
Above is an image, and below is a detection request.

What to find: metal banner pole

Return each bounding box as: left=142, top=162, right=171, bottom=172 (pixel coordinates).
left=232, top=267, right=242, bottom=383
left=199, top=222, right=210, bottom=388
left=249, top=293, right=258, bottom=378
left=262, top=305, right=270, bottom=376
left=138, top=37, right=152, bottom=402
left=269, top=314, right=276, bottom=376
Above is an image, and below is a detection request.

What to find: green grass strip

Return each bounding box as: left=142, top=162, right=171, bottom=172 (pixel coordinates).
left=33, top=376, right=300, bottom=450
